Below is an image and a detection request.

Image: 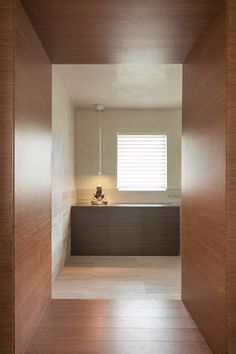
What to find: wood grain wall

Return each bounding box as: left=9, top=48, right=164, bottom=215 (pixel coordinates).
left=182, top=3, right=227, bottom=354
left=14, top=2, right=51, bottom=353
left=227, top=0, right=236, bottom=352
left=20, top=0, right=217, bottom=64
left=0, top=1, right=15, bottom=353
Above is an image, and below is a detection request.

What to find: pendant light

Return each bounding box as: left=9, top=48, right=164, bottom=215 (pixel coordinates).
left=95, top=104, right=104, bottom=175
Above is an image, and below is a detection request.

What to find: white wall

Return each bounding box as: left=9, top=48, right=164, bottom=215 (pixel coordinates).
left=75, top=109, right=182, bottom=204
left=51, top=70, right=76, bottom=281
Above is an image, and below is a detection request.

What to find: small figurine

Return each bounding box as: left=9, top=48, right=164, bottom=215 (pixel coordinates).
left=91, top=184, right=108, bottom=205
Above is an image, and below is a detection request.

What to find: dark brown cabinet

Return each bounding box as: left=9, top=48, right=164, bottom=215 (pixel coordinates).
left=143, top=207, right=180, bottom=255
left=108, top=207, right=143, bottom=255
left=71, top=205, right=180, bottom=256
left=71, top=207, right=109, bottom=255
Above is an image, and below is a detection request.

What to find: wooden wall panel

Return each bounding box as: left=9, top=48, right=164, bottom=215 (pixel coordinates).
left=14, top=2, right=51, bottom=353
left=226, top=0, right=236, bottom=352
left=182, top=3, right=227, bottom=354
left=0, top=1, right=15, bottom=353
left=20, top=0, right=218, bottom=64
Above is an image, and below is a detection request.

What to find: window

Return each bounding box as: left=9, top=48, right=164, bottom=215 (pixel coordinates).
left=117, top=134, right=167, bottom=191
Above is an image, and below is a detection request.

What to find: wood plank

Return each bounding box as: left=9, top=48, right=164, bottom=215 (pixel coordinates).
left=182, top=2, right=227, bottom=354
left=26, top=299, right=212, bottom=354
left=45, top=302, right=190, bottom=318
left=48, top=298, right=184, bottom=309
left=25, top=327, right=205, bottom=342
left=39, top=315, right=197, bottom=329
left=14, top=2, right=52, bottom=353
left=20, top=0, right=219, bottom=64
left=0, top=0, right=15, bottom=353
left=26, top=341, right=212, bottom=354
left=226, top=0, right=236, bottom=352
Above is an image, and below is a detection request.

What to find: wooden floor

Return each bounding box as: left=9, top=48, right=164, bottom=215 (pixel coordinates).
left=26, top=299, right=212, bottom=354
left=53, top=256, right=181, bottom=299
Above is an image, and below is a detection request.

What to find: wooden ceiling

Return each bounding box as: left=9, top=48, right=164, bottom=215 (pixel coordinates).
left=21, top=0, right=219, bottom=64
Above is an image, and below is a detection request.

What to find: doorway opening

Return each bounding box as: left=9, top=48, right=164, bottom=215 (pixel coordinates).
left=51, top=63, right=182, bottom=300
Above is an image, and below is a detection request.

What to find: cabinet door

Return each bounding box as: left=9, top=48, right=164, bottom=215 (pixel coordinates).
left=108, top=207, right=143, bottom=255
left=143, top=207, right=180, bottom=255
left=71, top=207, right=109, bottom=255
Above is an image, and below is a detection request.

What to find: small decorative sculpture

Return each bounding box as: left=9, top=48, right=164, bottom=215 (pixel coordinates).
left=91, top=184, right=108, bottom=205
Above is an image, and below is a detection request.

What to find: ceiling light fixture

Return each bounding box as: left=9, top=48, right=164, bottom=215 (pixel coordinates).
left=95, top=103, right=104, bottom=175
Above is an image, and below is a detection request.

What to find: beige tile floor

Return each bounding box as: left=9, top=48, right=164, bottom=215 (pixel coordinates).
left=52, top=256, right=181, bottom=300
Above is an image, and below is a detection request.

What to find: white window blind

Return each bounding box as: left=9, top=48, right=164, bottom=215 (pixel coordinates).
left=117, top=134, right=167, bottom=191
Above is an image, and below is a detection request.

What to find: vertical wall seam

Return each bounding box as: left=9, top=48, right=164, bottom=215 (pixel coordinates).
left=12, top=0, right=16, bottom=352
left=225, top=1, right=229, bottom=353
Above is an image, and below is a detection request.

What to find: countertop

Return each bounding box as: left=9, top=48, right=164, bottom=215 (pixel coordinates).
left=72, top=203, right=180, bottom=208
